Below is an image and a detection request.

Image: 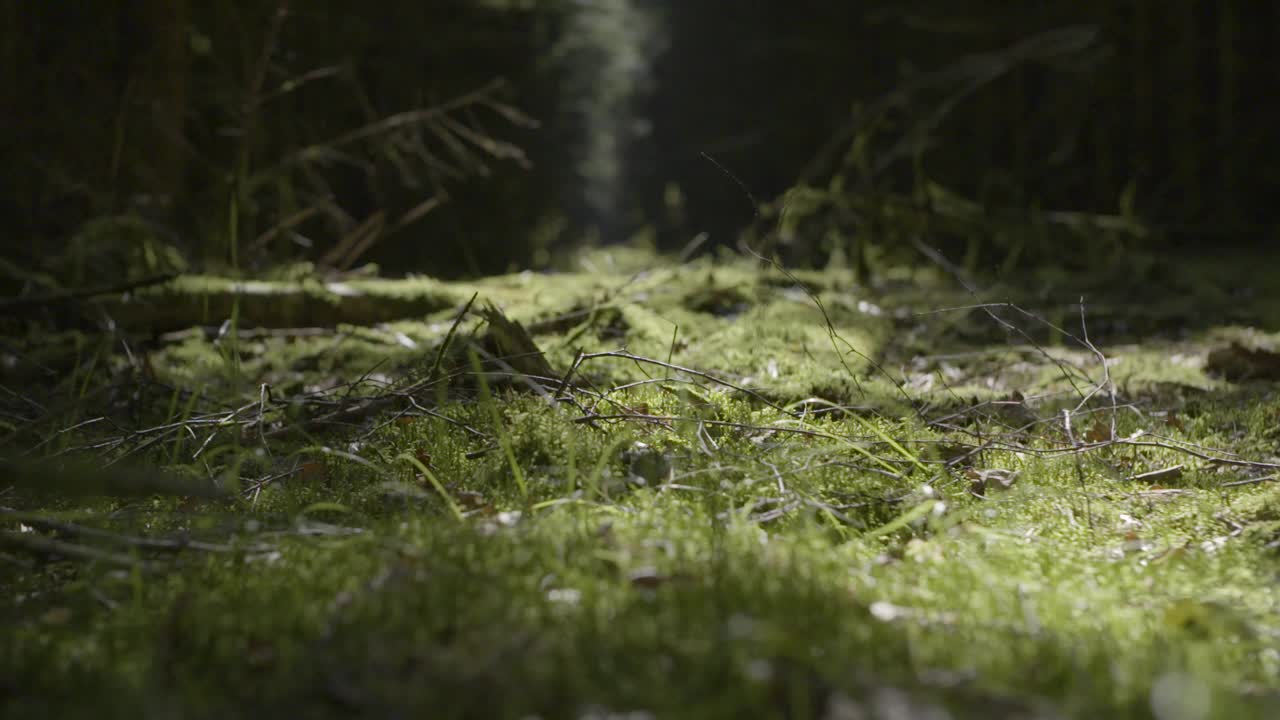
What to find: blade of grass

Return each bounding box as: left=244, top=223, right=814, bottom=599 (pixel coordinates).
left=427, top=291, right=478, bottom=385
left=399, top=451, right=464, bottom=521
left=468, top=348, right=527, bottom=500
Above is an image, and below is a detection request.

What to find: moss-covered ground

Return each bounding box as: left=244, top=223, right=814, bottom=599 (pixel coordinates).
left=3, top=247, right=1280, bottom=719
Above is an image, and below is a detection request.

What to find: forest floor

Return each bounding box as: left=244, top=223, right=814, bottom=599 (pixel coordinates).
left=3, top=245, right=1280, bottom=719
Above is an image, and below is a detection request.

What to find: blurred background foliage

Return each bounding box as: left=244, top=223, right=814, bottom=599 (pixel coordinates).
left=1, top=0, right=1275, bottom=285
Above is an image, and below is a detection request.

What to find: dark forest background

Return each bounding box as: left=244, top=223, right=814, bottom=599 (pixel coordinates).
left=2, top=0, right=1276, bottom=284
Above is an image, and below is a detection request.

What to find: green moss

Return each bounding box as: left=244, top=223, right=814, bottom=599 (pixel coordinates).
left=6, top=249, right=1280, bottom=718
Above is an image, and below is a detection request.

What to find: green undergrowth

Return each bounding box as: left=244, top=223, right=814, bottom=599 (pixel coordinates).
left=3, top=247, right=1280, bottom=719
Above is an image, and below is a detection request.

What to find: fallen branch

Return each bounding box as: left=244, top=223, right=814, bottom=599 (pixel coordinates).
left=0, top=273, right=178, bottom=310
left=1, top=508, right=272, bottom=554
left=0, top=529, right=152, bottom=570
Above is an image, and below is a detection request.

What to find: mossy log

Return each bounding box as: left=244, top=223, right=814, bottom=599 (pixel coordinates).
left=89, top=276, right=469, bottom=333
